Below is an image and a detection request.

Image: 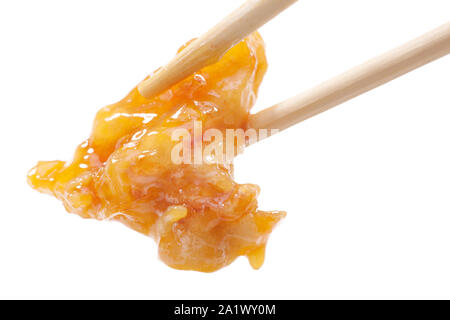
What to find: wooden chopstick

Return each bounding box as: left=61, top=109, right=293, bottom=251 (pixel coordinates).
left=138, top=0, right=298, bottom=99
left=249, top=21, right=450, bottom=131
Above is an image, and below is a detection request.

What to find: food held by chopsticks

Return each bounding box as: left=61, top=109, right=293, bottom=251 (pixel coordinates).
left=28, top=33, right=285, bottom=272
left=26, top=0, right=449, bottom=273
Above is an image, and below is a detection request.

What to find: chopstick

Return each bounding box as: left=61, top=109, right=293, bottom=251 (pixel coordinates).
left=138, top=0, right=298, bottom=99
left=249, top=21, right=450, bottom=132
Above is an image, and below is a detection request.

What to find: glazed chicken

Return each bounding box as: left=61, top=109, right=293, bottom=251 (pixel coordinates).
left=28, top=32, right=285, bottom=272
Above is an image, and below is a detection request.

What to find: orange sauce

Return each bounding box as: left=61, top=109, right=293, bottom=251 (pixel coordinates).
left=28, top=32, right=285, bottom=272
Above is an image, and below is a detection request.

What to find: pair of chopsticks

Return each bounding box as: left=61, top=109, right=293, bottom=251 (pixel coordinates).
left=138, top=0, right=450, bottom=133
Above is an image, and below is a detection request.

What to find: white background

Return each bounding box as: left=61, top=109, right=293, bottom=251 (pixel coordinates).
left=0, top=0, right=449, bottom=299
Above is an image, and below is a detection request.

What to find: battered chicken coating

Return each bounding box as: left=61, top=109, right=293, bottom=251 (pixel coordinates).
left=28, top=32, right=285, bottom=272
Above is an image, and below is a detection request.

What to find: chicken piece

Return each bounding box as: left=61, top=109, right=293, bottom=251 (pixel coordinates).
left=28, top=32, right=285, bottom=272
